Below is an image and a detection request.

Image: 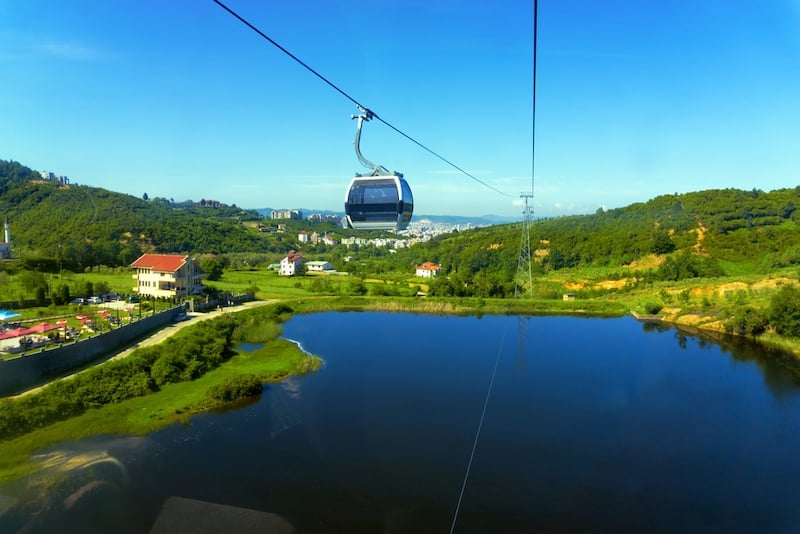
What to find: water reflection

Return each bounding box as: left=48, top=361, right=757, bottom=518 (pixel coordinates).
left=639, top=319, right=800, bottom=398
left=0, top=436, right=157, bottom=533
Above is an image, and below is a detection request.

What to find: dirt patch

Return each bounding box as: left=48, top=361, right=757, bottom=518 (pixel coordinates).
left=690, top=221, right=708, bottom=255
left=715, top=282, right=748, bottom=297
left=563, top=281, right=586, bottom=291
left=564, top=278, right=632, bottom=291
left=670, top=313, right=705, bottom=326
left=627, top=254, right=664, bottom=270
left=596, top=279, right=630, bottom=289
left=752, top=277, right=796, bottom=291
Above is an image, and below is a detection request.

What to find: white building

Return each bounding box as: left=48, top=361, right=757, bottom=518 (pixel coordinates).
left=271, top=209, right=302, bottom=220
left=280, top=250, right=304, bottom=276
left=130, top=254, right=204, bottom=299
left=298, top=231, right=309, bottom=243
left=0, top=218, right=11, bottom=260
left=415, top=262, right=442, bottom=278
left=340, top=236, right=368, bottom=247
left=305, top=261, right=333, bottom=272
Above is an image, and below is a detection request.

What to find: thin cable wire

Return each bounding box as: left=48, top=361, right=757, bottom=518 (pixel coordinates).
left=373, top=116, right=511, bottom=197
left=532, top=0, right=537, bottom=198
left=449, top=323, right=507, bottom=534
left=211, top=0, right=512, bottom=198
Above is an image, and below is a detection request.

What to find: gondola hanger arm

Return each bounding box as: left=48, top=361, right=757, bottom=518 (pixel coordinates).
left=352, top=106, right=390, bottom=176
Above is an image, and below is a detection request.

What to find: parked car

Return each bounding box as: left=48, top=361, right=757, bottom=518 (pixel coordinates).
left=127, top=295, right=140, bottom=303
left=70, top=298, right=86, bottom=305
left=87, top=297, right=103, bottom=305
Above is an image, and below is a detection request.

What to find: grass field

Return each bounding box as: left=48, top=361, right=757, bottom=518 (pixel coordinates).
left=206, top=269, right=311, bottom=299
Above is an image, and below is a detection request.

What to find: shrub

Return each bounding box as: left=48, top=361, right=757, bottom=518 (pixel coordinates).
left=206, top=374, right=263, bottom=403
left=150, top=353, right=188, bottom=386
left=644, top=302, right=663, bottom=315
left=769, top=285, right=800, bottom=338
left=726, top=307, right=768, bottom=337
left=268, top=303, right=294, bottom=321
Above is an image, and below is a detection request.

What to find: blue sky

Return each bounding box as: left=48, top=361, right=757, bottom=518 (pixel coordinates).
left=1, top=1, right=799, bottom=218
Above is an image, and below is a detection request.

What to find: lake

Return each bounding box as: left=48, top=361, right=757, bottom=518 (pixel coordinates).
left=3, top=312, right=800, bottom=532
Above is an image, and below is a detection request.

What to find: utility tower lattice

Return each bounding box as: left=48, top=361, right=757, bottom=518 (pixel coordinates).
left=514, top=193, right=534, bottom=299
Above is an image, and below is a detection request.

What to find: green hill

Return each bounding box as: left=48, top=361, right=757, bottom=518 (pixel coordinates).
left=4, top=158, right=800, bottom=286
left=384, top=186, right=800, bottom=297
left=0, top=160, right=291, bottom=270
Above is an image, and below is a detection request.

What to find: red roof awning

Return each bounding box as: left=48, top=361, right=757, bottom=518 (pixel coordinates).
left=24, top=323, right=60, bottom=334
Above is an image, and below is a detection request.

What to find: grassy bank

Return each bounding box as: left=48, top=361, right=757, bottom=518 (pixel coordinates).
left=283, top=295, right=629, bottom=317
left=283, top=291, right=800, bottom=360
left=0, top=306, right=320, bottom=483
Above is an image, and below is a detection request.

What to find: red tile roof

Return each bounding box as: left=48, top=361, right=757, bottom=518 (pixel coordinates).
left=417, top=262, right=441, bottom=271
left=130, top=254, right=188, bottom=273
left=285, top=250, right=303, bottom=262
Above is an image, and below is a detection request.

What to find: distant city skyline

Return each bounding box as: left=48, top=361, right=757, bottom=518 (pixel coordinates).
left=1, top=1, right=799, bottom=218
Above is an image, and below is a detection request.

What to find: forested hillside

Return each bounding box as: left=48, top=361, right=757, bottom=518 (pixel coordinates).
left=0, top=160, right=290, bottom=270
left=387, top=186, right=800, bottom=297
left=4, top=159, right=800, bottom=290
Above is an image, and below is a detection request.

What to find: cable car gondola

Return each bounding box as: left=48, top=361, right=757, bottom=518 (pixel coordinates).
left=344, top=108, right=413, bottom=231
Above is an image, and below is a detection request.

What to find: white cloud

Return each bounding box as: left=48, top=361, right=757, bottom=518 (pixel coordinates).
left=0, top=32, right=106, bottom=62
left=428, top=169, right=495, bottom=176
left=37, top=40, right=104, bottom=61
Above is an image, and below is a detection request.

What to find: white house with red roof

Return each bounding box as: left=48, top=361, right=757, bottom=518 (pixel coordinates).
left=130, top=254, right=204, bottom=299
left=415, top=261, right=442, bottom=278
left=280, top=250, right=304, bottom=276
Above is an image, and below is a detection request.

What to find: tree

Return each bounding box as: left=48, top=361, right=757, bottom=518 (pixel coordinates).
left=728, top=307, right=767, bottom=337
left=35, top=286, right=47, bottom=306
left=74, top=280, right=94, bottom=298
left=143, top=192, right=149, bottom=201
left=94, top=280, right=111, bottom=295
left=58, top=284, right=71, bottom=305
left=199, top=256, right=225, bottom=281
left=347, top=278, right=367, bottom=296
left=652, top=231, right=676, bottom=255
left=18, top=271, right=47, bottom=294
left=769, top=285, right=800, bottom=338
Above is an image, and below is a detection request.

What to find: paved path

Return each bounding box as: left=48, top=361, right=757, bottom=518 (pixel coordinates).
left=14, top=299, right=277, bottom=397
left=107, top=299, right=277, bottom=361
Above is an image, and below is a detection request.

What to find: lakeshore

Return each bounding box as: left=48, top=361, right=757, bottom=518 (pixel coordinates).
left=2, top=293, right=799, bottom=484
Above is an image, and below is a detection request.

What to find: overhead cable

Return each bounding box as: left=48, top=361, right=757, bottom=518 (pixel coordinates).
left=211, top=0, right=512, bottom=198
left=531, top=0, right=537, bottom=199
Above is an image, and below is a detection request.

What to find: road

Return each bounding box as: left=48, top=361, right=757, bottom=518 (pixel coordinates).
left=107, top=299, right=277, bottom=361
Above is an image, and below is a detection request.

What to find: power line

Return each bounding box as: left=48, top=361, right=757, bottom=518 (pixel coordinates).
left=210, top=0, right=512, bottom=198
left=515, top=0, right=537, bottom=300
left=532, top=0, right=538, bottom=197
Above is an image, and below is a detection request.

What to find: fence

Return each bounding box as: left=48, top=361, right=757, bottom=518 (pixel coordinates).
left=0, top=306, right=184, bottom=396
left=191, top=293, right=255, bottom=313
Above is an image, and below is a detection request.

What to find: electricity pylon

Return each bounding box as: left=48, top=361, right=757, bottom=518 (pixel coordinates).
left=514, top=192, right=534, bottom=298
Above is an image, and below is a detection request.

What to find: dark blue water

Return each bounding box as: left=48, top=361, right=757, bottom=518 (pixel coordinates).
left=4, top=313, right=800, bottom=532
